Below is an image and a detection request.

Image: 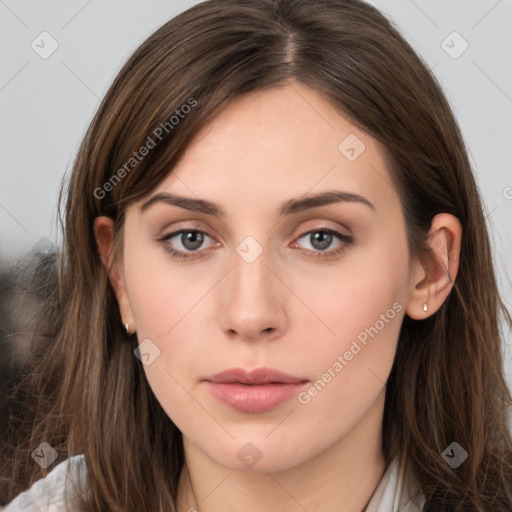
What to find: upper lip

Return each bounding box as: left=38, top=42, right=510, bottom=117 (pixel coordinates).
left=205, top=367, right=308, bottom=385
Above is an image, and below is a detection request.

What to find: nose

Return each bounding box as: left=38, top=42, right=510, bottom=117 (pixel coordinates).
left=219, top=244, right=286, bottom=342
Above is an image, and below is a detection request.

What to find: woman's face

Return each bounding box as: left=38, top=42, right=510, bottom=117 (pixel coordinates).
left=118, top=82, right=419, bottom=471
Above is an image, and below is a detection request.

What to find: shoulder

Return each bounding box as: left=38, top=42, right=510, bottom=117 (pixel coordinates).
left=366, top=457, right=426, bottom=512
left=3, top=455, right=88, bottom=512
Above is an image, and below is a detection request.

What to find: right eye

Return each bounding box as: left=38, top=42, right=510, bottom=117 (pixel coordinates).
left=157, top=229, right=218, bottom=259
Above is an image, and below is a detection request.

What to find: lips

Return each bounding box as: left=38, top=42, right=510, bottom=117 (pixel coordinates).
left=204, top=367, right=309, bottom=413
left=205, top=367, right=307, bottom=385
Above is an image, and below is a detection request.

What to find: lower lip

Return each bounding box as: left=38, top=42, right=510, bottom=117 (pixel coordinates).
left=205, top=381, right=308, bottom=413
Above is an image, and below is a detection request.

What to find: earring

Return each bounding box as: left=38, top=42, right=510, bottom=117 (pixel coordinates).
left=423, top=288, right=430, bottom=313
left=125, top=323, right=130, bottom=335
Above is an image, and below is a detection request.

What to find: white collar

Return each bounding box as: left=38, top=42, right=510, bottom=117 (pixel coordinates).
left=5, top=454, right=426, bottom=511
left=365, top=457, right=426, bottom=511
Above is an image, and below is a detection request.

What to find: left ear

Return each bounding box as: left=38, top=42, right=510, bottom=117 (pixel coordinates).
left=406, top=213, right=462, bottom=319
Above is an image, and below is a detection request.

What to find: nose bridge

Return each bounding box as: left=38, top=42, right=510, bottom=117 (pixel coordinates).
left=233, top=236, right=268, bottom=294
left=220, top=234, right=284, bottom=340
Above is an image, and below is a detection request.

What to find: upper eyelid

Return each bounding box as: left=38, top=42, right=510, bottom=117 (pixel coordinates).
left=159, top=223, right=350, bottom=238
left=159, top=217, right=351, bottom=237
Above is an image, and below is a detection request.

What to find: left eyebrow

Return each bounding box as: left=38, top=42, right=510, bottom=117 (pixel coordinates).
left=139, top=189, right=376, bottom=217
left=278, top=190, right=376, bottom=216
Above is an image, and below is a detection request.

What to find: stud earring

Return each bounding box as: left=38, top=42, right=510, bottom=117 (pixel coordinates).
left=423, top=288, right=430, bottom=313
left=125, top=323, right=130, bottom=335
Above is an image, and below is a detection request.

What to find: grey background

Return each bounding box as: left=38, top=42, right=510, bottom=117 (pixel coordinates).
left=1, top=0, right=511, bottom=386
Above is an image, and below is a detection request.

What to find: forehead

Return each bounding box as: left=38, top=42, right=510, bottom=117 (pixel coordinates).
left=138, top=82, right=399, bottom=217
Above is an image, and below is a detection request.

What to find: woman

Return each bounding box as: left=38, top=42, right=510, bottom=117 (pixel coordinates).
left=3, top=0, right=512, bottom=510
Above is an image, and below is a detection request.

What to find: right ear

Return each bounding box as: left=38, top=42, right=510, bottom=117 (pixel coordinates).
left=93, top=216, right=136, bottom=332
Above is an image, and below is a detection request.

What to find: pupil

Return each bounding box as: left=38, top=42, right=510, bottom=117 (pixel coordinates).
left=183, top=231, right=203, bottom=250
left=311, top=232, right=331, bottom=250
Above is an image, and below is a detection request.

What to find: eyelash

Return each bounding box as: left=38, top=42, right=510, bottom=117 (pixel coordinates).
left=156, top=227, right=353, bottom=261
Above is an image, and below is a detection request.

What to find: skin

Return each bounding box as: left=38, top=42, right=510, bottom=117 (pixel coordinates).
left=95, top=82, right=461, bottom=512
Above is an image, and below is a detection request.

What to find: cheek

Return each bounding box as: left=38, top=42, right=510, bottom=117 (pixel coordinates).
left=123, top=247, right=214, bottom=432
left=295, top=229, right=409, bottom=354
left=123, top=238, right=210, bottom=340
left=292, top=229, right=409, bottom=413
left=123, top=239, right=219, bottom=370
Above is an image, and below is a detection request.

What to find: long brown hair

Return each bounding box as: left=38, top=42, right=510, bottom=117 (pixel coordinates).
left=3, top=0, right=512, bottom=510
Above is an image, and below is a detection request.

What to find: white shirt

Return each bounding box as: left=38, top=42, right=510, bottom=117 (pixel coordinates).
left=3, top=455, right=425, bottom=511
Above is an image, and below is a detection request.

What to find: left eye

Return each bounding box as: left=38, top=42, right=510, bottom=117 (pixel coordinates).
left=294, top=229, right=352, bottom=254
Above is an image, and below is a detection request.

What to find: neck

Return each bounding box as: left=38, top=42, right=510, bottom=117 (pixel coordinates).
left=176, top=389, right=387, bottom=512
